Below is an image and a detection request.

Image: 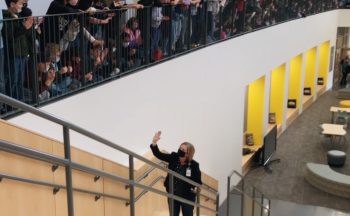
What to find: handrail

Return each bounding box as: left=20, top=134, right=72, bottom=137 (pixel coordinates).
left=127, top=160, right=219, bottom=196
left=228, top=170, right=269, bottom=199
left=230, top=185, right=271, bottom=212
left=126, top=176, right=164, bottom=206
left=0, top=138, right=217, bottom=213
left=125, top=161, right=167, bottom=189
left=128, top=175, right=217, bottom=206
left=227, top=169, right=271, bottom=216
left=0, top=172, right=129, bottom=202
left=0, top=93, right=218, bottom=215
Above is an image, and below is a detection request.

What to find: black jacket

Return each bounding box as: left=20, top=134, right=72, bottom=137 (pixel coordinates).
left=2, top=10, right=32, bottom=58
left=150, top=144, right=202, bottom=201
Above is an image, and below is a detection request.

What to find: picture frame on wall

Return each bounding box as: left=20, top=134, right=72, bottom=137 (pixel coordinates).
left=287, top=99, right=297, bottom=108
left=317, top=77, right=324, bottom=85
left=268, top=112, right=276, bottom=124
left=246, top=133, right=254, bottom=146
left=304, top=87, right=311, bottom=95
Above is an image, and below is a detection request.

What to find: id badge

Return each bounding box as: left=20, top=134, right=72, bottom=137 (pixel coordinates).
left=186, top=168, right=191, bottom=177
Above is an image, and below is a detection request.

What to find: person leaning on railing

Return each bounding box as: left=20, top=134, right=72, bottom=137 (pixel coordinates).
left=150, top=131, right=202, bottom=216
left=2, top=0, right=34, bottom=101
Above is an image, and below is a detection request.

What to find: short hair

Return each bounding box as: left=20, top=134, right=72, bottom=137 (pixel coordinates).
left=126, top=17, right=138, bottom=28
left=181, top=142, right=195, bottom=161
left=5, top=0, right=19, bottom=7
left=44, top=43, right=60, bottom=61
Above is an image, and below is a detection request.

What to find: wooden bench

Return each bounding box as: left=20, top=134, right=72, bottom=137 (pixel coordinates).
left=305, top=163, right=350, bottom=198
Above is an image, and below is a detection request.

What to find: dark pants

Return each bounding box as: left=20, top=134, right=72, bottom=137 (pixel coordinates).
left=168, top=198, right=194, bottom=216
left=7, top=56, right=28, bottom=101
left=340, top=72, right=348, bottom=87
left=0, top=48, right=5, bottom=112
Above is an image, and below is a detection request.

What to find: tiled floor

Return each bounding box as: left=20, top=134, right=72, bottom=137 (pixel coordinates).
left=243, top=90, right=350, bottom=213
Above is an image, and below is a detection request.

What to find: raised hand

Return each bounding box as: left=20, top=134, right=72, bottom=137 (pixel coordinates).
left=152, top=131, right=162, bottom=145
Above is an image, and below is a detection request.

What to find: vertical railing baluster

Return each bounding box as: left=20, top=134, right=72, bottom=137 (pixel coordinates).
left=241, top=179, right=244, bottom=216
left=145, top=7, right=151, bottom=64
left=63, top=126, right=74, bottom=216
left=261, top=194, right=264, bottom=216
left=30, top=21, right=39, bottom=106
left=169, top=174, right=174, bottom=216
left=196, top=187, right=200, bottom=216
left=129, top=155, right=135, bottom=216
left=227, top=176, right=230, bottom=216
left=252, top=187, right=255, bottom=216
left=216, top=192, right=220, bottom=216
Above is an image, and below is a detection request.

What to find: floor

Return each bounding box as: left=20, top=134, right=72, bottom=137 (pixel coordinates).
left=243, top=90, right=350, bottom=214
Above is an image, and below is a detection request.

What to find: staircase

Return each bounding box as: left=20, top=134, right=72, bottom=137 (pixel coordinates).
left=0, top=93, right=219, bottom=216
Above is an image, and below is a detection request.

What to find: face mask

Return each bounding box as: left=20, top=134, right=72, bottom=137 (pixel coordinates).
left=177, top=149, right=186, bottom=158
left=54, top=56, right=60, bottom=63
left=122, top=42, right=129, bottom=48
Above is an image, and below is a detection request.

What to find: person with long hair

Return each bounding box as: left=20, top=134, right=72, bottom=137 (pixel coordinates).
left=150, top=131, right=202, bottom=216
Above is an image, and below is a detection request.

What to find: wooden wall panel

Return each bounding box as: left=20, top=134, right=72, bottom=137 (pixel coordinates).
left=0, top=119, right=219, bottom=216
left=0, top=119, right=56, bottom=153
left=103, top=160, right=129, bottom=199
left=55, top=190, right=105, bottom=216
left=0, top=180, right=56, bottom=216
left=104, top=198, right=130, bottom=216
left=0, top=152, right=54, bottom=182
left=135, top=179, right=168, bottom=216
left=52, top=145, right=104, bottom=193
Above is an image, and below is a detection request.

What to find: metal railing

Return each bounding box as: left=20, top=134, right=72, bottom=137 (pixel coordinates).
left=125, top=160, right=219, bottom=204
left=126, top=175, right=218, bottom=206
left=227, top=170, right=271, bottom=216
left=0, top=0, right=347, bottom=118
left=0, top=93, right=219, bottom=216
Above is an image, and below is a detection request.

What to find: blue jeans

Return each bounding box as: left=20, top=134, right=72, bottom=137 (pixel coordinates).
left=171, top=13, right=182, bottom=50
left=49, top=76, right=73, bottom=97
left=9, top=56, right=27, bottom=101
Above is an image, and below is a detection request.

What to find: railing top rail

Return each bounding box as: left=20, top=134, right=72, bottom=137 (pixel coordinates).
left=228, top=169, right=271, bottom=200
left=134, top=161, right=218, bottom=194
left=231, top=186, right=271, bottom=212
left=0, top=172, right=130, bottom=202
left=228, top=170, right=244, bottom=179
left=0, top=93, right=212, bottom=194
left=0, top=6, right=153, bottom=22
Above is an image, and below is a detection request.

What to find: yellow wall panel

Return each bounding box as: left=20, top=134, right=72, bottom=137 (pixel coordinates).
left=246, top=76, right=265, bottom=145
left=318, top=41, right=330, bottom=84
left=304, top=47, right=317, bottom=95
left=270, top=64, right=286, bottom=125
left=288, top=54, right=302, bottom=108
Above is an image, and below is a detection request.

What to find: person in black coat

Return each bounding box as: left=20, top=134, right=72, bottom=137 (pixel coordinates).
left=150, top=131, right=202, bottom=216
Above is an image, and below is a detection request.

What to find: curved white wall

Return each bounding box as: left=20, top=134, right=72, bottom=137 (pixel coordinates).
left=10, top=10, right=349, bottom=203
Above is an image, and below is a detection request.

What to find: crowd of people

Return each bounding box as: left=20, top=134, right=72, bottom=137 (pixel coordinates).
left=0, top=0, right=348, bottom=114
